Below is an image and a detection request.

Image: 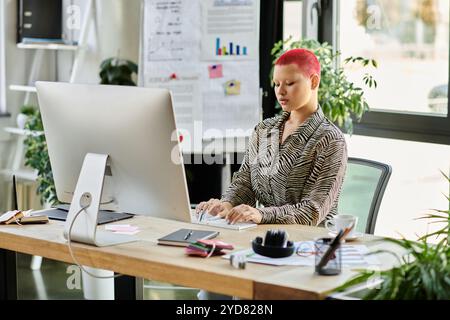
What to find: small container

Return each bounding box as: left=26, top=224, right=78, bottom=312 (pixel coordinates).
left=314, top=237, right=342, bottom=276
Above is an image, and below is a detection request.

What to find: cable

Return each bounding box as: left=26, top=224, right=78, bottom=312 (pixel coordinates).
left=100, top=199, right=115, bottom=205
left=67, top=205, right=122, bottom=279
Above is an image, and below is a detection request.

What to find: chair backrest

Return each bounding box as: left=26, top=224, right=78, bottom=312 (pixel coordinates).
left=337, top=157, right=392, bottom=234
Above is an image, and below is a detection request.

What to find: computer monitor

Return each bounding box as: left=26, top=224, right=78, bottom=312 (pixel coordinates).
left=36, top=81, right=192, bottom=246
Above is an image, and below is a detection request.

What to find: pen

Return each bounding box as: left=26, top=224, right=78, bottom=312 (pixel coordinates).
left=317, top=230, right=344, bottom=270
left=184, top=230, right=193, bottom=240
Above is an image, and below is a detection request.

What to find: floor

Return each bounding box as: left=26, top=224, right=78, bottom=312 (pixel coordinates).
left=16, top=253, right=199, bottom=300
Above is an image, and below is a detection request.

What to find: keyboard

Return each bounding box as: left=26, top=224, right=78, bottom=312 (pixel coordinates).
left=190, top=210, right=257, bottom=230
left=31, top=205, right=134, bottom=225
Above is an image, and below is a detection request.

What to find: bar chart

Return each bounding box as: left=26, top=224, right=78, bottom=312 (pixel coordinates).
left=215, top=37, right=248, bottom=56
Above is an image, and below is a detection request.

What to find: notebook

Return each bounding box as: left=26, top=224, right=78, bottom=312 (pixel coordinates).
left=157, top=228, right=219, bottom=247
left=20, top=215, right=49, bottom=224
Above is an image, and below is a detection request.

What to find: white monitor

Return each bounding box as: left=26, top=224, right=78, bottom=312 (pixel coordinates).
left=36, top=81, right=192, bottom=245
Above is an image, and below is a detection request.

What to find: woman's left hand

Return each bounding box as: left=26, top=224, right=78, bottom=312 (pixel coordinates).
left=226, top=204, right=262, bottom=224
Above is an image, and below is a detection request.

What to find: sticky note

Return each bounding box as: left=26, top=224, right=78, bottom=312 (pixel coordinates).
left=105, top=225, right=139, bottom=232
left=208, top=64, right=223, bottom=79
left=224, top=80, right=241, bottom=95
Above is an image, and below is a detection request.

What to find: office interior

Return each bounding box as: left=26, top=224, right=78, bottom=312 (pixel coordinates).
left=0, top=0, right=449, bottom=300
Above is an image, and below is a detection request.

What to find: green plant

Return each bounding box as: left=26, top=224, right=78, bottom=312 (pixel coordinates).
left=99, top=57, right=138, bottom=86
left=19, top=105, right=37, bottom=116
left=23, top=109, right=58, bottom=205
left=271, top=38, right=378, bottom=134
left=334, top=172, right=450, bottom=299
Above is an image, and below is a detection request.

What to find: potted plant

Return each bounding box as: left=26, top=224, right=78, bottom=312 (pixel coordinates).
left=17, top=105, right=37, bottom=129
left=271, top=38, right=378, bottom=134
left=333, top=172, right=450, bottom=299
left=99, top=57, right=138, bottom=86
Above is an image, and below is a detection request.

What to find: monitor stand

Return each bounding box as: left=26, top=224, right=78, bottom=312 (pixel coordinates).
left=63, top=153, right=137, bottom=247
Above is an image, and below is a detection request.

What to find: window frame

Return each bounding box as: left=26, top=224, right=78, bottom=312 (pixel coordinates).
left=320, top=0, right=450, bottom=145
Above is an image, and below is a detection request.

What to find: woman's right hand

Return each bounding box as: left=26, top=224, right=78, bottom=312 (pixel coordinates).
left=195, top=199, right=232, bottom=218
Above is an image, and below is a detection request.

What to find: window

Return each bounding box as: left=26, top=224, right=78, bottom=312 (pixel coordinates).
left=340, top=0, right=448, bottom=116
left=0, top=0, right=6, bottom=115
left=336, top=0, right=450, bottom=144
left=283, top=0, right=303, bottom=43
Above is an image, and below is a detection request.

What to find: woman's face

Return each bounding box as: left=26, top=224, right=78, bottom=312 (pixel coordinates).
left=273, top=63, right=315, bottom=112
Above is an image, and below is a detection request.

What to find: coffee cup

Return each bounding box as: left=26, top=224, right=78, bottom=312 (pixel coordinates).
left=325, top=214, right=358, bottom=237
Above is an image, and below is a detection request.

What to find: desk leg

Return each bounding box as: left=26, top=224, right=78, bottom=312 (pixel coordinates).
left=114, top=275, right=142, bottom=300
left=0, top=249, right=17, bottom=300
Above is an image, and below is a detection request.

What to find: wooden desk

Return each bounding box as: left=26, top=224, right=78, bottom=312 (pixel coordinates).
left=0, top=216, right=394, bottom=300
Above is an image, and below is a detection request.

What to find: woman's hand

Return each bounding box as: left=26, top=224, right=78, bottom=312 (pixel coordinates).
left=226, top=204, right=262, bottom=224
left=195, top=199, right=232, bottom=218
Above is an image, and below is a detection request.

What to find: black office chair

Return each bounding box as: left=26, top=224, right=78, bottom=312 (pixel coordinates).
left=337, top=157, right=392, bottom=234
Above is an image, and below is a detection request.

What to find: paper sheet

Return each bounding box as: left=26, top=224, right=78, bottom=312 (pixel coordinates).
left=201, top=0, right=259, bottom=61
left=141, top=0, right=260, bottom=141
left=201, top=60, right=260, bottom=136
left=104, top=224, right=140, bottom=235
left=143, top=0, right=200, bottom=63
left=208, top=64, right=223, bottom=78
left=145, top=76, right=202, bottom=136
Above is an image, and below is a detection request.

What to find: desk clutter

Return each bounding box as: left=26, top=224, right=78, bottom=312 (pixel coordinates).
left=223, top=241, right=380, bottom=267
left=0, top=210, right=49, bottom=225
left=186, top=239, right=234, bottom=258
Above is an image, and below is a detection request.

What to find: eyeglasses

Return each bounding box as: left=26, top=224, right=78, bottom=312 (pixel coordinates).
left=296, top=242, right=319, bottom=257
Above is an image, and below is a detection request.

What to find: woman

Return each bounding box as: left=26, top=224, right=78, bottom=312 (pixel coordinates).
left=196, top=48, right=347, bottom=226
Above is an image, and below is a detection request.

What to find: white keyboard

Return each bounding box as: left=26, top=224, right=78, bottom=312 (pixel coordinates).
left=190, top=210, right=257, bottom=230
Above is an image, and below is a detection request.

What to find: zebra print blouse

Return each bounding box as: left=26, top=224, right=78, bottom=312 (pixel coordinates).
left=221, top=106, right=347, bottom=225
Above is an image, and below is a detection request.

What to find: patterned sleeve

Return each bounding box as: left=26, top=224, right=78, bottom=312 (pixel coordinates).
left=220, top=127, right=258, bottom=207
left=258, top=137, right=348, bottom=225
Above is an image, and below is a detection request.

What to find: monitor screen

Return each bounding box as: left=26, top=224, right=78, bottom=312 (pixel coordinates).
left=36, top=81, right=192, bottom=223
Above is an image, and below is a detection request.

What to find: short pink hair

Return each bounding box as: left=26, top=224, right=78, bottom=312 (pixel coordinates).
left=275, top=48, right=321, bottom=79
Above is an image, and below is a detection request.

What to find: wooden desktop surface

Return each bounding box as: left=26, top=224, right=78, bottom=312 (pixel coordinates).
left=0, top=216, right=395, bottom=299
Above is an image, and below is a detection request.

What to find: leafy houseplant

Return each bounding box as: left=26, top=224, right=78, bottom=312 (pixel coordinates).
left=17, top=105, right=37, bottom=129
left=334, top=173, right=450, bottom=299
left=99, top=57, right=138, bottom=86
left=271, top=38, right=378, bottom=134
left=23, top=108, right=58, bottom=205
left=19, top=105, right=36, bottom=116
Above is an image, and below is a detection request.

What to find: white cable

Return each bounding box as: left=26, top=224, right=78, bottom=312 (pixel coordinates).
left=100, top=199, right=115, bottom=205
left=206, top=242, right=216, bottom=258
left=67, top=205, right=122, bottom=279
